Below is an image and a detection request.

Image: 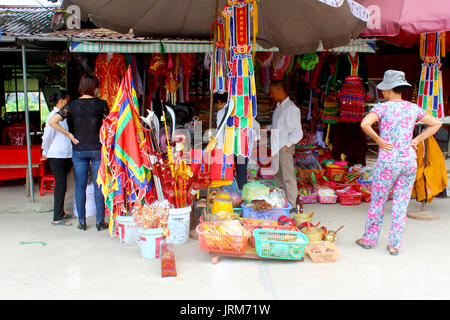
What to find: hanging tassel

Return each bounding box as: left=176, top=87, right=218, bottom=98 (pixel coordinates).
left=252, top=0, right=258, bottom=60
left=223, top=10, right=230, bottom=58
left=441, top=32, right=446, bottom=58
left=420, top=34, right=425, bottom=59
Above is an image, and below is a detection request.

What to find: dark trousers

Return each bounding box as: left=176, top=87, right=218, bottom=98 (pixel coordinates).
left=48, top=158, right=72, bottom=221
left=234, top=155, right=248, bottom=190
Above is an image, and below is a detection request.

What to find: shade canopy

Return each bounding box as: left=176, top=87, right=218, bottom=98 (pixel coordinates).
left=63, top=0, right=369, bottom=55
left=357, top=0, right=450, bottom=36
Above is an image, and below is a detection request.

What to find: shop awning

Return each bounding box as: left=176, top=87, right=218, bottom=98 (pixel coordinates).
left=69, top=39, right=376, bottom=54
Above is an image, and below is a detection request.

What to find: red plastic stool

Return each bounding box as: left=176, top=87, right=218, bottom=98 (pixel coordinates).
left=39, top=159, right=55, bottom=196
left=40, top=175, right=55, bottom=196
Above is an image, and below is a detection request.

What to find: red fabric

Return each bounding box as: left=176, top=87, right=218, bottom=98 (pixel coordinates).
left=190, top=149, right=234, bottom=182
left=0, top=145, right=41, bottom=180
left=364, top=53, right=421, bottom=80
left=95, top=53, right=127, bottom=110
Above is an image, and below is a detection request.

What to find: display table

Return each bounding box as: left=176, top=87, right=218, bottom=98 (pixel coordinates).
left=0, top=145, right=42, bottom=196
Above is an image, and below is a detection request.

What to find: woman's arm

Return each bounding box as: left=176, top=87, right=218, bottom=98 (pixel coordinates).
left=411, top=114, right=442, bottom=151
left=360, top=112, right=394, bottom=152
left=48, top=113, right=79, bottom=145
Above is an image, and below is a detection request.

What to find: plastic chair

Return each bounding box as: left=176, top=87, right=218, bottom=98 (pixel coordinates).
left=2, top=123, right=37, bottom=145
left=39, top=158, right=55, bottom=196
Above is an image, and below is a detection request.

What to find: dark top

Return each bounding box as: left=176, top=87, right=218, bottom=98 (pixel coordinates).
left=57, top=97, right=109, bottom=151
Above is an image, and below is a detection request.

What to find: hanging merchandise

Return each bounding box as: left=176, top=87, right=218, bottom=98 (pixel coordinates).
left=256, top=52, right=274, bottom=93
left=418, top=32, right=446, bottom=119
left=271, top=53, right=292, bottom=80
left=147, top=53, right=168, bottom=103
left=223, top=0, right=258, bottom=157
left=300, top=53, right=319, bottom=71
left=165, top=54, right=181, bottom=105
left=180, top=53, right=197, bottom=102
left=95, top=53, right=127, bottom=110
left=124, top=55, right=143, bottom=97
left=339, top=53, right=366, bottom=122
left=97, top=66, right=155, bottom=237
left=211, top=12, right=228, bottom=94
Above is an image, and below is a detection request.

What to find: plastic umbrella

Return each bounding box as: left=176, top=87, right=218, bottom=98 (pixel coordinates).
left=357, top=0, right=450, bottom=37
left=63, top=0, right=368, bottom=55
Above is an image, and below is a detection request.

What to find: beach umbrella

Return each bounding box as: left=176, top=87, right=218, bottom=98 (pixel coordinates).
left=357, top=0, right=450, bottom=37
left=63, top=0, right=369, bottom=55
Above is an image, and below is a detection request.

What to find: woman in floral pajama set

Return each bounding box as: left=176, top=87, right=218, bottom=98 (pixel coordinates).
left=357, top=70, right=442, bottom=255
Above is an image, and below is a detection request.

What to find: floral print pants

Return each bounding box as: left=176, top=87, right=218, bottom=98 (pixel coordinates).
left=362, top=158, right=417, bottom=249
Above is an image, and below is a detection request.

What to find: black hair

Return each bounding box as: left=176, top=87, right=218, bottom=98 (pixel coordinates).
left=270, top=80, right=286, bottom=91
left=49, top=89, right=69, bottom=104
left=213, top=92, right=228, bottom=104
left=392, top=86, right=409, bottom=94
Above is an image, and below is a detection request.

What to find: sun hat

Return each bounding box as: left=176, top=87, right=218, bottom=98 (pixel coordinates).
left=376, top=70, right=411, bottom=90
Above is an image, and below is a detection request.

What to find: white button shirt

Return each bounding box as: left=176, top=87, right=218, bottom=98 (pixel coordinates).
left=41, top=107, right=72, bottom=159
left=271, top=97, right=303, bottom=155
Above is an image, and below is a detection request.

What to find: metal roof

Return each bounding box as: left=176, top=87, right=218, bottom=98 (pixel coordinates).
left=0, top=5, right=60, bottom=36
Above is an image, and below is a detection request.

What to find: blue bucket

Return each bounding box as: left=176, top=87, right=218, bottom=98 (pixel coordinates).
left=137, top=227, right=165, bottom=259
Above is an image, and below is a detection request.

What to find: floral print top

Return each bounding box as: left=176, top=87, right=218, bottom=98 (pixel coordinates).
left=369, top=101, right=427, bottom=161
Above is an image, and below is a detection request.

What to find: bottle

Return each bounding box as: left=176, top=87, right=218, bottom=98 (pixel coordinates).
left=296, top=195, right=303, bottom=214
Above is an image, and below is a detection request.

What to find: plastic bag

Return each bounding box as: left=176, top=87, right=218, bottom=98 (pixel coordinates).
left=269, top=188, right=287, bottom=208
left=242, top=181, right=270, bottom=203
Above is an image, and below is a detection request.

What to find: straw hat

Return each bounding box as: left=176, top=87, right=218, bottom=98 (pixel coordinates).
left=377, top=70, right=411, bottom=91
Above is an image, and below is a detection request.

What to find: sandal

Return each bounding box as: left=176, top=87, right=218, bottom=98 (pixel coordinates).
left=355, top=238, right=374, bottom=249
left=52, top=220, right=72, bottom=226
left=387, top=246, right=399, bottom=256
left=62, top=214, right=74, bottom=220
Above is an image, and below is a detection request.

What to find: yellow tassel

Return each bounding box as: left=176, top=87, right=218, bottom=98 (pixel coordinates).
left=325, top=123, right=330, bottom=147
left=223, top=10, right=230, bottom=58
left=420, top=34, right=425, bottom=59
left=441, top=32, right=446, bottom=58
left=252, top=0, right=258, bottom=60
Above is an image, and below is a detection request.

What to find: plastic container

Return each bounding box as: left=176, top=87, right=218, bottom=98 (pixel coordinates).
left=137, top=227, right=165, bottom=259
left=318, top=194, right=338, bottom=204
left=297, top=169, right=325, bottom=180
left=253, top=229, right=309, bottom=260
left=242, top=221, right=297, bottom=248
left=167, top=206, right=191, bottom=245
left=241, top=203, right=292, bottom=221
left=300, top=194, right=317, bottom=204
left=338, top=194, right=362, bottom=205
left=304, top=241, right=340, bottom=263
left=196, top=223, right=249, bottom=254
left=116, top=215, right=138, bottom=245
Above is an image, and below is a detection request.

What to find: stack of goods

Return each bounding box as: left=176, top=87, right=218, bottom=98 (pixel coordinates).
left=357, top=166, right=373, bottom=202
left=255, top=94, right=274, bottom=126
left=296, top=130, right=316, bottom=151
left=298, top=187, right=317, bottom=204
left=323, top=160, right=348, bottom=182
left=241, top=182, right=290, bottom=220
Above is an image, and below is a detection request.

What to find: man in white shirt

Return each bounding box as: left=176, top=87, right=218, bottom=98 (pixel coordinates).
left=269, top=80, right=303, bottom=207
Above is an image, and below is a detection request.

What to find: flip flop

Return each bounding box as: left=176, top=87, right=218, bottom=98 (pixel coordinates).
left=52, top=220, right=72, bottom=226
left=355, top=239, right=373, bottom=249
left=387, top=246, right=399, bottom=256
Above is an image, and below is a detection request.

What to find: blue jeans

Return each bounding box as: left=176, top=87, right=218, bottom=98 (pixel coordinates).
left=72, top=149, right=105, bottom=224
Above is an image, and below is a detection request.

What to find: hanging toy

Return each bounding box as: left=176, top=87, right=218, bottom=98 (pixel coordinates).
left=222, top=0, right=259, bottom=157
left=211, top=12, right=228, bottom=94
left=418, top=32, right=445, bottom=119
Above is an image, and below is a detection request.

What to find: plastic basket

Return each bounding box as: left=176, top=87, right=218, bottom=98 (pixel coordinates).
left=304, top=241, right=339, bottom=263
left=297, top=169, right=325, bottom=180
left=301, top=194, right=318, bottom=204
left=243, top=223, right=298, bottom=248
left=338, top=194, right=362, bottom=205
left=196, top=223, right=250, bottom=254
left=318, top=194, right=338, bottom=204
left=253, top=229, right=309, bottom=260
left=241, top=203, right=292, bottom=221
left=325, top=166, right=347, bottom=180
